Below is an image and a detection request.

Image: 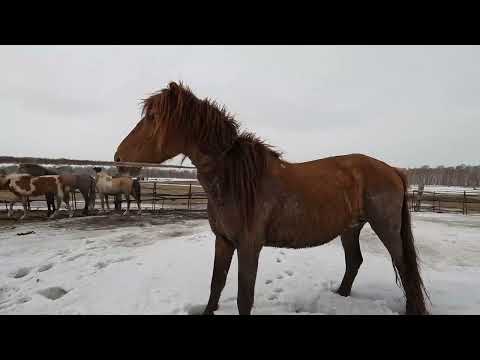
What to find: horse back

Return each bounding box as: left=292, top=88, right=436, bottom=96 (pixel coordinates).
left=260, top=154, right=405, bottom=248
left=8, top=175, right=62, bottom=197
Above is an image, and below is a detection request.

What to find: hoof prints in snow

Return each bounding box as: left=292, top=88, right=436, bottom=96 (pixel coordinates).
left=0, top=286, right=20, bottom=303
left=95, top=256, right=135, bottom=270
left=38, top=263, right=53, bottom=272
left=66, top=254, right=86, bottom=262
left=17, top=296, right=32, bottom=304
left=10, top=267, right=31, bottom=279
left=37, top=287, right=68, bottom=300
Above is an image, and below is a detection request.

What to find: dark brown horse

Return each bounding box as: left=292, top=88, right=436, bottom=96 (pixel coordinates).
left=115, top=82, right=429, bottom=315
left=18, top=164, right=96, bottom=216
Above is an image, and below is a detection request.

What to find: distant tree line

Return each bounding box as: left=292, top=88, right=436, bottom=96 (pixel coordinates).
left=406, top=165, right=480, bottom=187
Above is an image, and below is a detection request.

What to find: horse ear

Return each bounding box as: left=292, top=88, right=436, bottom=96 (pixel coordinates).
left=169, top=81, right=180, bottom=92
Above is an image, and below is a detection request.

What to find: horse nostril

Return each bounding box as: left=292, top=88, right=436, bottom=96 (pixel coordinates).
left=114, top=151, right=121, bottom=162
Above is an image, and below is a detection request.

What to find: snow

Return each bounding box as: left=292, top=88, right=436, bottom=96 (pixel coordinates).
left=1, top=212, right=479, bottom=315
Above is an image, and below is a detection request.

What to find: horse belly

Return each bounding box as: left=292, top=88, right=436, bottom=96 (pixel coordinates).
left=264, top=197, right=349, bottom=249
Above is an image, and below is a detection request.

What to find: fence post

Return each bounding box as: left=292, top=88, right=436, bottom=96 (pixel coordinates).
left=464, top=191, right=467, bottom=215
left=188, top=183, right=192, bottom=210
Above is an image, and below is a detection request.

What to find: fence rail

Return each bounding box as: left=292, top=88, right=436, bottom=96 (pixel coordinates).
left=1, top=179, right=208, bottom=214
left=408, top=190, right=480, bottom=215
left=3, top=181, right=480, bottom=216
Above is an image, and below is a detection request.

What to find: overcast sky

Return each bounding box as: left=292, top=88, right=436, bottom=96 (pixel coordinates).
left=1, top=45, right=479, bottom=168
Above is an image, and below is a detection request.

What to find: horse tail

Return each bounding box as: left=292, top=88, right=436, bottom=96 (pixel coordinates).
left=394, top=168, right=430, bottom=314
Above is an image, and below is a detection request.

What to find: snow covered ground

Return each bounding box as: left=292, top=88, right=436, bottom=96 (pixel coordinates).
left=1, top=212, right=479, bottom=315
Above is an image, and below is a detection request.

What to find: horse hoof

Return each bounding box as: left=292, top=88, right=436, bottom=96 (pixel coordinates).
left=335, top=287, right=350, bottom=297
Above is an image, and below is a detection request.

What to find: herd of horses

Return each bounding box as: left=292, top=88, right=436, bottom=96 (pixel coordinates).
left=0, top=164, right=141, bottom=220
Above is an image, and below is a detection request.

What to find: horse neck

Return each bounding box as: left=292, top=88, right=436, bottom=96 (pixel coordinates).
left=184, top=145, right=224, bottom=195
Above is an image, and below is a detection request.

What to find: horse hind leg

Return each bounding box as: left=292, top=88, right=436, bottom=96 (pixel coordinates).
left=132, top=190, right=141, bottom=215
left=368, top=209, right=428, bottom=315
left=336, top=223, right=365, bottom=297
left=20, top=197, right=29, bottom=220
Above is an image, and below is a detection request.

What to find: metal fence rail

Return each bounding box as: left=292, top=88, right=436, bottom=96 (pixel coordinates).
left=3, top=182, right=480, bottom=216
left=408, top=190, right=480, bottom=215
left=1, top=180, right=208, bottom=214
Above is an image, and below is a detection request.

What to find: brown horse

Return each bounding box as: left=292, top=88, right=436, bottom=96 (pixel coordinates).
left=115, top=81, right=429, bottom=315
left=18, top=163, right=96, bottom=216
left=0, top=174, right=73, bottom=219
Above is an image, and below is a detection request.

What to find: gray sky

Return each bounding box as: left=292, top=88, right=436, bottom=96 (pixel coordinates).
left=1, top=45, right=479, bottom=168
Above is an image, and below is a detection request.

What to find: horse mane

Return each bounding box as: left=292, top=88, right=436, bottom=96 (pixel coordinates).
left=142, top=82, right=241, bottom=155
left=142, top=81, right=283, bottom=227
left=18, top=163, right=58, bottom=176
left=222, top=132, right=282, bottom=227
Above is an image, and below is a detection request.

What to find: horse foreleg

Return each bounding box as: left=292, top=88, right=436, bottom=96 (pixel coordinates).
left=204, top=235, right=235, bottom=315
left=337, top=224, right=365, bottom=297
left=81, top=190, right=89, bottom=216
left=50, top=193, right=62, bottom=219
left=134, top=191, right=142, bottom=215
left=99, top=193, right=105, bottom=213
left=7, top=202, right=14, bottom=217
left=20, top=197, right=29, bottom=220
left=236, top=243, right=261, bottom=315
left=64, top=191, right=73, bottom=218
left=123, top=193, right=130, bottom=216
left=46, top=194, right=51, bottom=217
left=105, top=195, right=110, bottom=211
